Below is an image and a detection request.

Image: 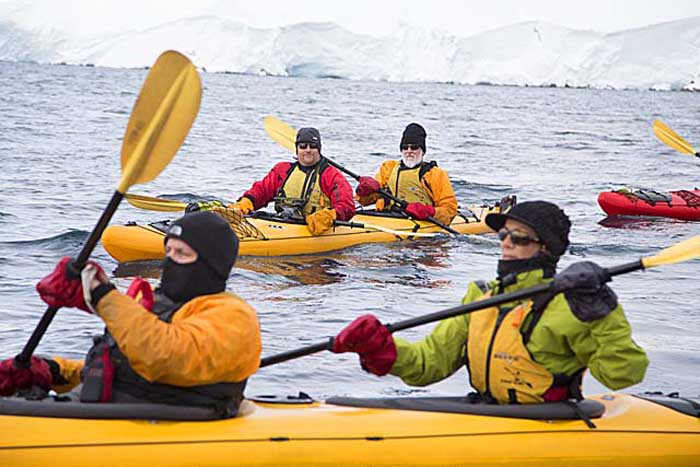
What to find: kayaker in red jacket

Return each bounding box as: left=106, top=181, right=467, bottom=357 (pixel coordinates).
left=355, top=123, right=458, bottom=225
left=0, top=212, right=261, bottom=418
left=221, top=127, right=355, bottom=235
left=331, top=201, right=648, bottom=404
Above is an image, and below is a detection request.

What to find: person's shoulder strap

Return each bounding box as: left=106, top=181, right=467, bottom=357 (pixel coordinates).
left=520, top=291, right=557, bottom=345
left=474, top=279, right=490, bottom=294
left=419, top=160, right=438, bottom=179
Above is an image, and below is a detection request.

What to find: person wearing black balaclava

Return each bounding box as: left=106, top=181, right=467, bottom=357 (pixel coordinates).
left=355, top=123, right=458, bottom=225
left=329, top=201, right=649, bottom=405
left=0, top=211, right=261, bottom=418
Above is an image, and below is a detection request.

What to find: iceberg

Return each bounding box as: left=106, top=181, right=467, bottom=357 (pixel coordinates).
left=1, top=12, right=699, bottom=91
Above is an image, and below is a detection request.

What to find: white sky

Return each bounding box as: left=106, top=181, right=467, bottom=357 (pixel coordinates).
left=2, top=0, right=700, bottom=38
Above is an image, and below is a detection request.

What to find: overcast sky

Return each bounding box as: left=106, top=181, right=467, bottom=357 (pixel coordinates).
left=2, top=0, right=700, bottom=38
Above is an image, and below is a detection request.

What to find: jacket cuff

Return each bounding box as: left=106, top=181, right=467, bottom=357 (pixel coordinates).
left=44, top=358, right=68, bottom=385
left=91, top=283, right=116, bottom=309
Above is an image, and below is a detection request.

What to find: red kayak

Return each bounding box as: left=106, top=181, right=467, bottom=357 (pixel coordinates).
left=598, top=188, right=700, bottom=220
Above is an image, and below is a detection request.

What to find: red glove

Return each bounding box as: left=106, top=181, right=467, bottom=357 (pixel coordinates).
left=126, top=277, right=154, bottom=311
left=0, top=357, right=53, bottom=397
left=355, top=176, right=381, bottom=197
left=332, top=314, right=397, bottom=376
left=405, top=202, right=436, bottom=220
left=36, top=257, right=105, bottom=313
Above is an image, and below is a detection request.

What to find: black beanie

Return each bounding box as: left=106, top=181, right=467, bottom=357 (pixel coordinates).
left=164, top=211, right=239, bottom=280
left=296, top=127, right=322, bottom=153
left=400, top=123, right=427, bottom=153
left=485, top=201, right=571, bottom=257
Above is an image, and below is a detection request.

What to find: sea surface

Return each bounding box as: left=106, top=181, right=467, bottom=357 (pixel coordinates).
left=0, top=60, right=698, bottom=400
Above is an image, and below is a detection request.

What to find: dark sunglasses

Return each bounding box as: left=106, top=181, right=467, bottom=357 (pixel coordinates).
left=498, top=227, right=540, bottom=246
left=296, top=142, right=318, bottom=150
left=401, top=144, right=421, bottom=151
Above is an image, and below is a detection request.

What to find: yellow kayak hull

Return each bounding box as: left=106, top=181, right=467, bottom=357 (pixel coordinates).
left=1, top=394, right=698, bottom=467
left=102, top=207, right=495, bottom=262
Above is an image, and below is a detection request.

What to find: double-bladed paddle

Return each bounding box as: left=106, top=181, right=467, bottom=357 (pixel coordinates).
left=15, top=50, right=202, bottom=366
left=259, top=235, right=700, bottom=367
left=263, top=116, right=462, bottom=236
left=652, top=119, right=700, bottom=159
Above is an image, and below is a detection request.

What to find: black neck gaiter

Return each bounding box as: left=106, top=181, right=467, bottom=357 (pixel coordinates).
left=159, top=258, right=226, bottom=303
left=497, top=253, right=559, bottom=286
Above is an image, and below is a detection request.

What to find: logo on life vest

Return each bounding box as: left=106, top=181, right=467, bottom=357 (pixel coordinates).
left=501, top=367, right=534, bottom=388
left=493, top=352, right=518, bottom=362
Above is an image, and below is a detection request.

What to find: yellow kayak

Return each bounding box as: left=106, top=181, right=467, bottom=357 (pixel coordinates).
left=102, top=206, right=498, bottom=262
left=1, top=392, right=698, bottom=466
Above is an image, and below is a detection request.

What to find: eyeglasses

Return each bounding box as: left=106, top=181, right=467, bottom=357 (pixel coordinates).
left=401, top=144, right=421, bottom=151
left=498, top=228, right=540, bottom=246
left=296, top=143, right=318, bottom=150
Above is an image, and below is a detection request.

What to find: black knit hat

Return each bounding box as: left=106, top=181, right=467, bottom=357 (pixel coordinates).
left=296, top=127, right=322, bottom=153
left=165, top=211, right=239, bottom=280
left=400, top=123, right=427, bottom=153
left=485, top=201, right=571, bottom=256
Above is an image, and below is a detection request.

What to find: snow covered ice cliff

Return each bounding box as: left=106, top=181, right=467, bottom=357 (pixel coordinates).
left=1, top=13, right=699, bottom=91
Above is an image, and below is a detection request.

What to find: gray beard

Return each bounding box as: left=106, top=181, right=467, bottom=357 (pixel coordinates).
left=401, top=155, right=422, bottom=168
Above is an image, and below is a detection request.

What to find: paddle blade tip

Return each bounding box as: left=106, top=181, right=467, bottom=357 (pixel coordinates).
left=642, top=236, right=700, bottom=269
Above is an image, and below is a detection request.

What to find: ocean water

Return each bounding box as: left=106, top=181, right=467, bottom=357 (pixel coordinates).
left=0, top=60, right=698, bottom=400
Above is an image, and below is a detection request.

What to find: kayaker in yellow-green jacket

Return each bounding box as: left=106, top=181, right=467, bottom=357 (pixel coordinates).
left=355, top=123, right=458, bottom=225
left=0, top=211, right=260, bottom=418
left=332, top=201, right=649, bottom=404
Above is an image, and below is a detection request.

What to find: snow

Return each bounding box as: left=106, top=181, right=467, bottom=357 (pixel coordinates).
left=1, top=12, right=699, bottom=91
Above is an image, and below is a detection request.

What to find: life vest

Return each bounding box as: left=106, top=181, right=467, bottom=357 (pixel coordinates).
left=80, top=281, right=246, bottom=418
left=385, top=161, right=435, bottom=208
left=274, top=159, right=331, bottom=217
left=466, top=285, right=583, bottom=404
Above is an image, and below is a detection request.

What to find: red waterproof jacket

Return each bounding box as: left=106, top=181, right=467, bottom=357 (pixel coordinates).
left=240, top=159, right=355, bottom=221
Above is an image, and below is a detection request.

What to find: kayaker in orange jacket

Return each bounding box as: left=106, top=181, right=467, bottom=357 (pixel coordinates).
left=188, top=127, right=355, bottom=235
left=355, top=123, right=458, bottom=225
left=0, top=211, right=261, bottom=418
left=332, top=201, right=648, bottom=404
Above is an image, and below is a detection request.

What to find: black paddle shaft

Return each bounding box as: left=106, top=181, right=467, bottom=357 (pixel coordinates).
left=323, top=158, right=461, bottom=236
left=14, top=191, right=125, bottom=367
left=258, top=259, right=645, bottom=368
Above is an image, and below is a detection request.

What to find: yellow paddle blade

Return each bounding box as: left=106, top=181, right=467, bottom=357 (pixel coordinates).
left=125, top=193, right=187, bottom=211
left=652, top=119, right=696, bottom=156
left=642, top=236, right=700, bottom=269
left=118, top=51, right=202, bottom=193
left=264, top=115, right=296, bottom=152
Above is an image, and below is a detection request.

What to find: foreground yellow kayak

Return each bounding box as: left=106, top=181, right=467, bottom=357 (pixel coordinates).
left=102, top=206, right=498, bottom=262
left=1, top=392, right=698, bottom=466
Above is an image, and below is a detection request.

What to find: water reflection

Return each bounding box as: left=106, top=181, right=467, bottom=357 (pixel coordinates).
left=112, top=236, right=457, bottom=288
left=598, top=215, right=693, bottom=229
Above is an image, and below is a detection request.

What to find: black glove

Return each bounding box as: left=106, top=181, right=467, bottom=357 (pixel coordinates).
left=552, top=261, right=618, bottom=322
left=185, top=200, right=224, bottom=213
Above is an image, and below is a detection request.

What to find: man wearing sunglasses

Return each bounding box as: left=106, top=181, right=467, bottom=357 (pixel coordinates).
left=355, top=123, right=457, bottom=224
left=225, top=127, right=355, bottom=235
left=331, top=200, right=648, bottom=405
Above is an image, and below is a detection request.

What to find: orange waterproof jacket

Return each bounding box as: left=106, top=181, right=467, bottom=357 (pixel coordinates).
left=51, top=290, right=261, bottom=392
left=357, top=160, right=458, bottom=225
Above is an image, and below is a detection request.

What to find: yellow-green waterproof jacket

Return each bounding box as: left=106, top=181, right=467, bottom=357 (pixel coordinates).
left=390, top=268, right=649, bottom=393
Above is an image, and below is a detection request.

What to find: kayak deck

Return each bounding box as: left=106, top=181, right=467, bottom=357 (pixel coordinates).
left=598, top=188, right=700, bottom=220
left=1, top=393, right=699, bottom=466
left=102, top=206, right=498, bottom=262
